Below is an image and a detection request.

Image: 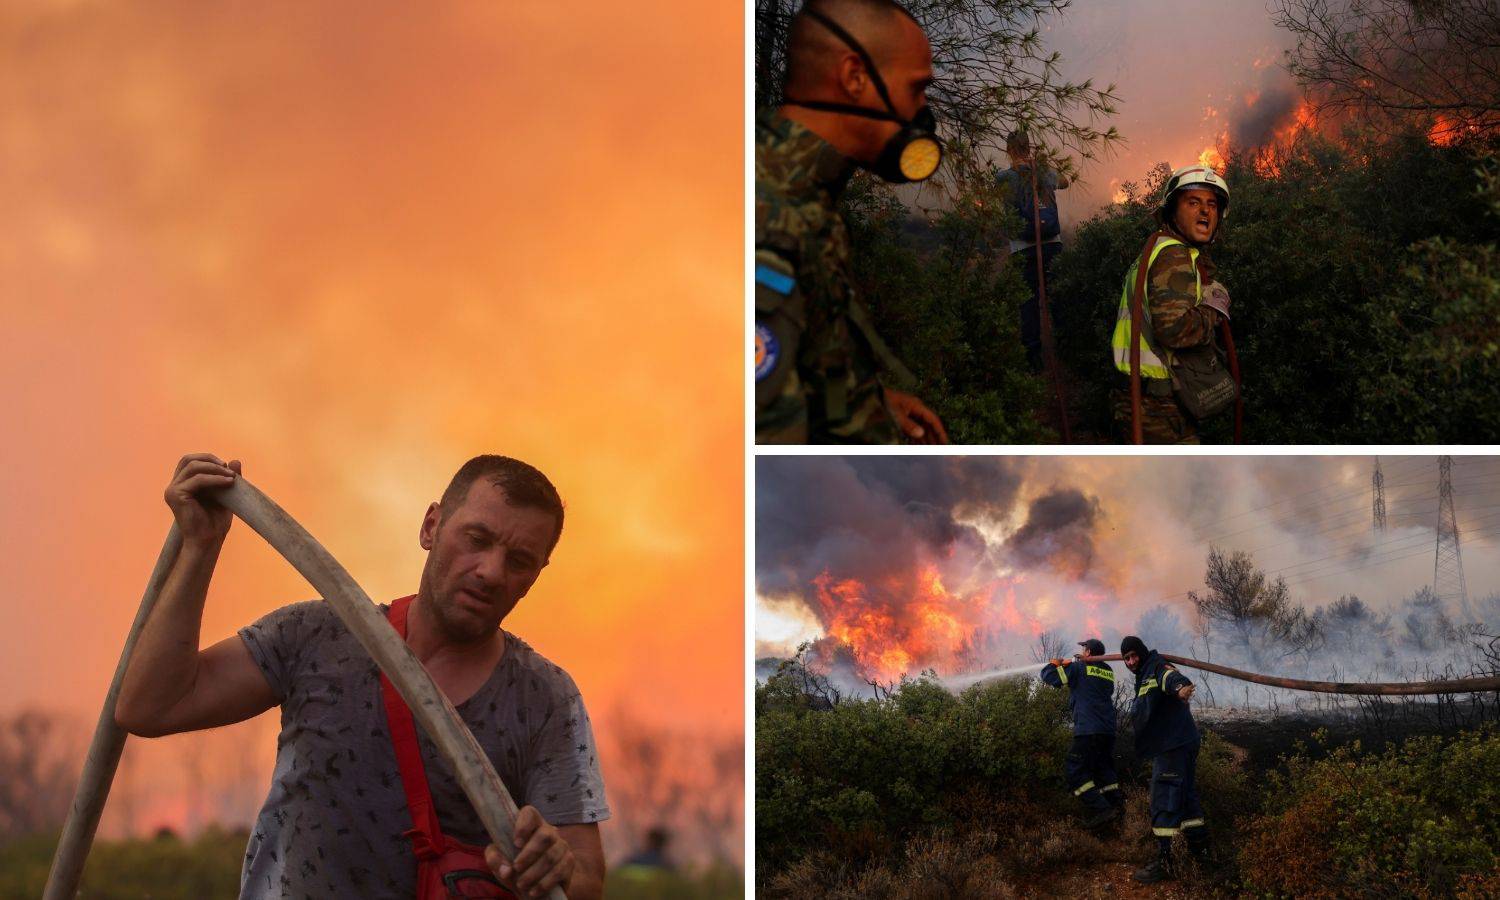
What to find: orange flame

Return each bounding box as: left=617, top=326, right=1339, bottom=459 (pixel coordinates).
left=1250, top=100, right=1322, bottom=176
left=1427, top=115, right=1468, bottom=147
left=811, top=566, right=1059, bottom=682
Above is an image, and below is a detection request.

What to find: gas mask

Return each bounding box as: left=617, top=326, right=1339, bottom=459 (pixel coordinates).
left=782, top=8, right=943, bottom=183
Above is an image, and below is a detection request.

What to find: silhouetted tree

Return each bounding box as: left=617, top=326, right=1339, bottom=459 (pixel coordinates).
left=0, top=709, right=81, bottom=840
left=1190, top=548, right=1320, bottom=667
left=1273, top=0, right=1500, bottom=140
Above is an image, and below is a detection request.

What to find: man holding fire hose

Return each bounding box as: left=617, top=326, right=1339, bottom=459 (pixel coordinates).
left=1120, top=635, right=1208, bottom=883
left=755, top=0, right=949, bottom=444
left=1109, top=166, right=1237, bottom=443
left=1040, top=638, right=1123, bottom=827
left=997, top=129, right=1070, bottom=374
left=115, top=453, right=607, bottom=899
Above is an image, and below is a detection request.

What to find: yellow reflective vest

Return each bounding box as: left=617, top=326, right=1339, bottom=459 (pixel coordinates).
left=1110, top=235, right=1201, bottom=380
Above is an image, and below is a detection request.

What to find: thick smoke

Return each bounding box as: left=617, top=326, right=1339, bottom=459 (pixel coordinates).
left=1228, top=71, right=1303, bottom=149
left=755, top=456, right=1023, bottom=597
left=757, top=456, right=1500, bottom=707
left=1006, top=488, right=1100, bottom=578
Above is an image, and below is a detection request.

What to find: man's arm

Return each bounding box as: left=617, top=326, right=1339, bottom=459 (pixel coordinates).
left=1131, top=664, right=1162, bottom=729
left=1148, top=244, right=1220, bottom=349
left=558, top=824, right=604, bottom=900
left=485, top=813, right=605, bottom=900
left=1039, top=660, right=1065, bottom=687
left=1162, top=664, right=1195, bottom=702
left=115, top=454, right=277, bottom=737
left=754, top=248, right=810, bottom=444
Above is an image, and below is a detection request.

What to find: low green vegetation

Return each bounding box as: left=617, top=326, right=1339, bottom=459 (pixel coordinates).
left=1239, top=728, right=1500, bottom=898
left=848, top=127, right=1499, bottom=443
left=755, top=660, right=1500, bottom=897
left=1050, top=130, right=1499, bottom=443
left=0, top=829, right=743, bottom=899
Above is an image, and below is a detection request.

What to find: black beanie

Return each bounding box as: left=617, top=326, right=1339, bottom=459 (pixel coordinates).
left=1120, top=635, right=1149, bottom=657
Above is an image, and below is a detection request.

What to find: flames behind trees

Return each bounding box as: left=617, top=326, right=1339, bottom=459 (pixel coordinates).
left=758, top=458, right=1139, bottom=687
left=760, top=458, right=1500, bottom=695
left=1274, top=0, right=1500, bottom=141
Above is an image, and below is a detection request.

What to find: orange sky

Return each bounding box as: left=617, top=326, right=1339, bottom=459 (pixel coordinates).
left=0, top=0, right=742, bottom=775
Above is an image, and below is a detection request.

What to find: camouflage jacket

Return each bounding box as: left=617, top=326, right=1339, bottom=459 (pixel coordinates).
left=754, top=108, right=907, bottom=444
left=1147, top=232, right=1222, bottom=350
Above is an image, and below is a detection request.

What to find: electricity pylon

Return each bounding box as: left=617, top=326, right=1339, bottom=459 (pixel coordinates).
left=1372, top=457, right=1387, bottom=533
left=1434, top=456, right=1474, bottom=623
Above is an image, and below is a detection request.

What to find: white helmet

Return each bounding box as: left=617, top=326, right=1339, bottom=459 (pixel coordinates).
left=1159, top=165, right=1230, bottom=220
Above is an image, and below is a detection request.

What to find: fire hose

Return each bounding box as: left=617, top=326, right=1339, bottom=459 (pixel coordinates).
left=1079, top=653, right=1500, bottom=696
left=1028, top=158, right=1071, bottom=442
left=44, top=477, right=566, bottom=900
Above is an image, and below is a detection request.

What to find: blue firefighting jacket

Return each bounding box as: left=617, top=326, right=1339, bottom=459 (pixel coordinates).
left=1130, top=650, right=1199, bottom=757
left=1039, top=658, right=1117, bottom=736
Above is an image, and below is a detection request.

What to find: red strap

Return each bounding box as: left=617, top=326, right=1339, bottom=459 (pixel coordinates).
left=381, top=595, right=447, bottom=860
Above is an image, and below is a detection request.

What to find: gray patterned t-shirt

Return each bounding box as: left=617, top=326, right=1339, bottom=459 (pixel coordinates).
left=236, top=600, right=610, bottom=899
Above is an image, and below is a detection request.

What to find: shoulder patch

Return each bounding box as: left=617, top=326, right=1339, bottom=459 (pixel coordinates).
left=755, top=263, right=795, bottom=296
left=754, top=322, right=780, bottom=382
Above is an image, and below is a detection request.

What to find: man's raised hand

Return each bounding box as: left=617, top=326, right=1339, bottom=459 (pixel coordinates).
left=164, top=453, right=241, bottom=545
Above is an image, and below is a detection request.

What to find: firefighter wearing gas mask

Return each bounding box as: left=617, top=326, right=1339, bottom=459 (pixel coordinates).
left=755, top=0, right=948, bottom=444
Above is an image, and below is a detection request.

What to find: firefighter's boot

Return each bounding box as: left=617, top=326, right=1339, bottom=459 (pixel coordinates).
left=1132, top=838, right=1176, bottom=884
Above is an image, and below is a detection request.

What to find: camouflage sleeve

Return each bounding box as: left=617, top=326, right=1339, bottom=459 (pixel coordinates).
left=754, top=247, right=809, bottom=443
left=1147, top=244, right=1221, bottom=349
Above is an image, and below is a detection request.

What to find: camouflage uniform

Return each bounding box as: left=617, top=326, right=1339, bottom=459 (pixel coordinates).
left=1112, top=234, right=1225, bottom=444
left=755, top=109, right=910, bottom=444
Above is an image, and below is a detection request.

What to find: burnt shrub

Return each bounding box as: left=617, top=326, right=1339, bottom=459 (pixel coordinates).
left=1238, top=726, right=1500, bottom=897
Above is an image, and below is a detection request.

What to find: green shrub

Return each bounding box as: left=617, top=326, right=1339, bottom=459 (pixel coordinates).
left=755, top=672, right=1070, bottom=876
left=0, top=831, right=743, bottom=900
left=0, top=828, right=247, bottom=899
left=1051, top=129, right=1499, bottom=443
left=1238, top=726, right=1500, bottom=898
left=845, top=179, right=1053, bottom=444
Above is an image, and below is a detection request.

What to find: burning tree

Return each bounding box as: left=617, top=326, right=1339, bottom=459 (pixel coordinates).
left=1273, top=0, right=1500, bottom=142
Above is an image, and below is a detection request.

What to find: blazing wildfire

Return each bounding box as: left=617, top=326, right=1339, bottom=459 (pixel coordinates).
left=755, top=455, right=1500, bottom=897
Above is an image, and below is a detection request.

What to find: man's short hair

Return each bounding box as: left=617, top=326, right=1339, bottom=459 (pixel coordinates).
left=1006, top=129, right=1030, bottom=155
left=784, top=0, right=916, bottom=91
left=438, top=455, right=565, bottom=555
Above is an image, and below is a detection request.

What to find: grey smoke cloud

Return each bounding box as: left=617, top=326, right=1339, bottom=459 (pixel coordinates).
left=754, top=456, right=1022, bottom=597
left=1006, top=487, right=1100, bottom=578
left=757, top=456, right=1500, bottom=682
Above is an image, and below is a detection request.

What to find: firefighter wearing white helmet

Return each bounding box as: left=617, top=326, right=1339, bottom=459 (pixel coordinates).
left=1109, top=165, right=1236, bottom=443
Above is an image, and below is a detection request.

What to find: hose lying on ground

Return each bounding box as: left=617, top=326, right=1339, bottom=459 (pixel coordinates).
left=44, top=477, right=566, bottom=900
left=1079, top=653, right=1500, bottom=696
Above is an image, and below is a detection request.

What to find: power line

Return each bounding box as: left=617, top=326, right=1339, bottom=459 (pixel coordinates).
left=1187, top=458, right=1433, bottom=535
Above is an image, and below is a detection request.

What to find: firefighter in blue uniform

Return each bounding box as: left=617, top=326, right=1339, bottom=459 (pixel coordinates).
left=1120, top=635, right=1208, bottom=883
left=1039, top=638, right=1124, bottom=827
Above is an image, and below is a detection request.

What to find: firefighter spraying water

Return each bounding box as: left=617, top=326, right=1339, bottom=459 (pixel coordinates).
left=941, top=638, right=1500, bottom=884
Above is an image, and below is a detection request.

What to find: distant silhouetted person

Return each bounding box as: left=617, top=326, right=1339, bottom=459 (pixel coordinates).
left=617, top=827, right=676, bottom=881
left=996, top=129, right=1069, bottom=373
